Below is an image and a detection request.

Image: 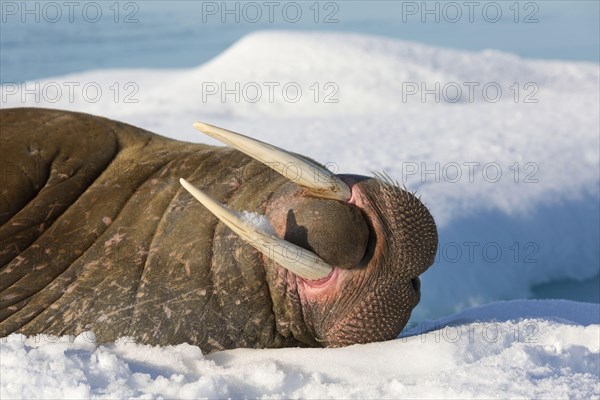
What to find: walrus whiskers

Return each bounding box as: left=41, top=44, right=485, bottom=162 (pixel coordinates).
left=179, top=178, right=333, bottom=280
left=193, top=121, right=352, bottom=201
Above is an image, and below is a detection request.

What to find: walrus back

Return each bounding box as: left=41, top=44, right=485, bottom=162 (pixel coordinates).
left=0, top=108, right=299, bottom=353
left=0, top=108, right=200, bottom=339
left=0, top=109, right=178, bottom=333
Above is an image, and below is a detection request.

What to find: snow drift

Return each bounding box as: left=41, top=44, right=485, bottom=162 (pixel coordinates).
left=1, top=300, right=598, bottom=399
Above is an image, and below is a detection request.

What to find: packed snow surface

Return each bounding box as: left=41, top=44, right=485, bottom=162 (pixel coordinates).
left=1, top=31, right=599, bottom=398
left=1, top=300, right=598, bottom=399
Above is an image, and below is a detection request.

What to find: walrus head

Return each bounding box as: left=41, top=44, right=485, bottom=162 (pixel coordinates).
left=181, top=122, right=438, bottom=347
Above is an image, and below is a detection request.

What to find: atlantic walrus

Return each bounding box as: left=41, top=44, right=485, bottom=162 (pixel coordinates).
left=0, top=108, right=437, bottom=353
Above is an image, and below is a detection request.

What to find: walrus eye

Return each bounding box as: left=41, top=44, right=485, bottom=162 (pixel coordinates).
left=180, top=178, right=333, bottom=281
left=193, top=121, right=352, bottom=202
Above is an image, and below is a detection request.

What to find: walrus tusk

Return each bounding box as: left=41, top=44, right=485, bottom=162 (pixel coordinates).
left=193, top=122, right=352, bottom=202
left=179, top=178, right=333, bottom=280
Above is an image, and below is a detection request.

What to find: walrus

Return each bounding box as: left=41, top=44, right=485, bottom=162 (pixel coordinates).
left=0, top=108, right=437, bottom=353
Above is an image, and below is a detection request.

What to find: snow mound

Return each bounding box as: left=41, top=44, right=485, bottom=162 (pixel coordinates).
left=1, top=300, right=598, bottom=399
left=1, top=30, right=598, bottom=319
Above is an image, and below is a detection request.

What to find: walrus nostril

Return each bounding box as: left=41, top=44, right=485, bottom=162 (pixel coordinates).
left=411, top=277, right=421, bottom=293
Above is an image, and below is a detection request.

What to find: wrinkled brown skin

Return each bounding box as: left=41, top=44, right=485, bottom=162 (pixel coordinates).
left=0, top=108, right=438, bottom=354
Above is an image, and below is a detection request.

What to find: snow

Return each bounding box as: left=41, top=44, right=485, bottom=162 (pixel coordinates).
left=239, top=211, right=277, bottom=237
left=1, top=300, right=598, bottom=399
left=1, top=31, right=599, bottom=398
left=2, top=30, right=597, bottom=319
